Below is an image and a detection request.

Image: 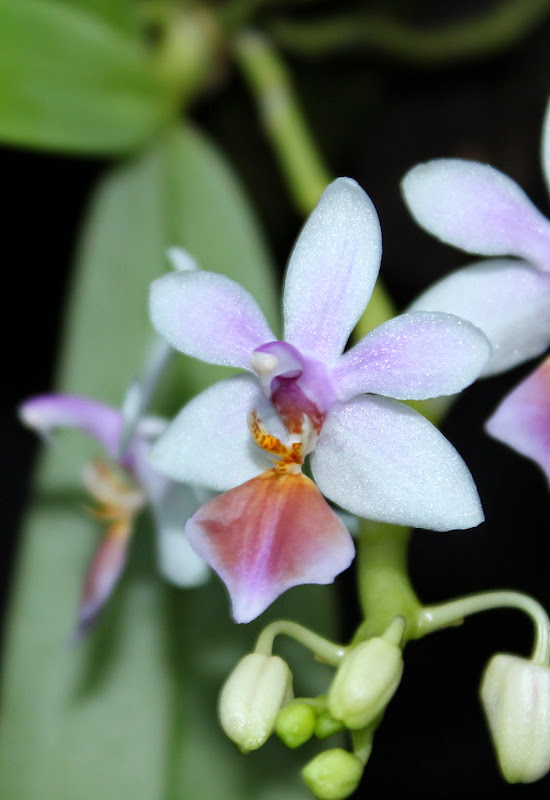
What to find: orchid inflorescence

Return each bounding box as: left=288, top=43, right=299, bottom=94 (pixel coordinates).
left=20, top=100, right=550, bottom=798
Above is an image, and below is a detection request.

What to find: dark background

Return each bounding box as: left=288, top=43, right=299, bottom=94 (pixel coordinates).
left=4, top=2, right=550, bottom=797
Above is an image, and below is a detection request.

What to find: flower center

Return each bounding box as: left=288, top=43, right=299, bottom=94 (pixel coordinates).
left=248, top=409, right=310, bottom=474
left=251, top=341, right=336, bottom=437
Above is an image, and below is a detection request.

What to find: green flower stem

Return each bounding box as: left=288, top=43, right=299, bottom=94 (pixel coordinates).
left=416, top=591, right=550, bottom=666
left=254, top=620, right=346, bottom=666
left=270, top=0, right=550, bottom=66
left=351, top=717, right=380, bottom=766
left=233, top=29, right=397, bottom=326
left=234, top=30, right=331, bottom=216
left=353, top=521, right=422, bottom=644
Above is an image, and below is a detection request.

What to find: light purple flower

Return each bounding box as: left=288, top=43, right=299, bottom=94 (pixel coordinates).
left=149, top=177, right=490, bottom=624
left=486, top=356, right=550, bottom=486
left=19, top=393, right=208, bottom=637
left=402, top=101, right=550, bottom=377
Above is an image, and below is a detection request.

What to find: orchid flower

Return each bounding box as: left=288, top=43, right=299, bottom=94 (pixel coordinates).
left=149, top=177, right=491, bottom=624
left=402, top=100, right=550, bottom=378
left=20, top=380, right=209, bottom=638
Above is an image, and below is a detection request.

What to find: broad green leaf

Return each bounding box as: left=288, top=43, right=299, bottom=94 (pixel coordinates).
left=0, top=0, right=175, bottom=154
left=1, top=126, right=340, bottom=799
left=59, top=0, right=141, bottom=34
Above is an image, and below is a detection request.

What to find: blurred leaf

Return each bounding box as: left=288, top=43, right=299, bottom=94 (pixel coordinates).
left=0, top=0, right=174, bottom=154
left=1, top=124, right=339, bottom=799
left=59, top=0, right=141, bottom=34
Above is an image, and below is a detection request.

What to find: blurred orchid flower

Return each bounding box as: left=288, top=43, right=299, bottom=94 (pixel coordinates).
left=19, top=248, right=208, bottom=638
left=402, top=100, right=550, bottom=377
left=149, top=177, right=490, bottom=623
left=19, top=393, right=209, bottom=638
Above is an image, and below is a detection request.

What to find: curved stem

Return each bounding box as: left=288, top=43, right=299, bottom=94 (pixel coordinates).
left=234, top=30, right=331, bottom=216
left=254, top=619, right=346, bottom=665
left=417, top=590, right=550, bottom=665
left=270, top=0, right=550, bottom=66
left=233, top=29, right=397, bottom=326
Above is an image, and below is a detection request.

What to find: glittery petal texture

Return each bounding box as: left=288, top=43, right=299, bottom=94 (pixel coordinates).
left=149, top=270, right=275, bottom=370
left=283, top=177, right=382, bottom=362
left=486, top=357, right=550, bottom=486
left=185, top=471, right=355, bottom=623
left=149, top=375, right=268, bottom=492
left=409, top=259, right=550, bottom=377
left=402, top=159, right=550, bottom=270
left=331, top=311, right=491, bottom=402
left=311, top=396, right=484, bottom=531
left=18, top=394, right=122, bottom=461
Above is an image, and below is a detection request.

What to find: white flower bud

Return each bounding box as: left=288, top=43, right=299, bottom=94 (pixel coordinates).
left=480, top=653, right=550, bottom=783
left=328, top=634, right=403, bottom=730
left=219, top=653, right=293, bottom=752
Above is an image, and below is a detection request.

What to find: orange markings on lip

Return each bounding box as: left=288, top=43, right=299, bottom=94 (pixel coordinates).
left=248, top=409, right=303, bottom=474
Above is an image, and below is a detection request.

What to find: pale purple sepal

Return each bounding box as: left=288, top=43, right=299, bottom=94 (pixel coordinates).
left=409, top=259, right=550, bottom=377
left=283, top=178, right=382, bottom=362
left=149, top=270, right=275, bottom=370
left=19, top=395, right=122, bottom=461
left=331, top=311, right=491, bottom=402
left=486, top=357, right=550, bottom=486
left=311, top=396, right=484, bottom=531
left=149, top=375, right=268, bottom=492
left=402, top=159, right=550, bottom=271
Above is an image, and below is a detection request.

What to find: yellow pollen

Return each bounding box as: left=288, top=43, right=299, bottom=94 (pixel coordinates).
left=248, top=409, right=304, bottom=474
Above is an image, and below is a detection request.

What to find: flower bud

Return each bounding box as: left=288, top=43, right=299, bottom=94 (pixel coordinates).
left=302, top=748, right=363, bottom=800
left=328, top=634, right=403, bottom=729
left=276, top=701, right=316, bottom=748
left=315, top=710, right=345, bottom=739
left=219, top=653, right=293, bottom=752
left=480, top=653, right=550, bottom=783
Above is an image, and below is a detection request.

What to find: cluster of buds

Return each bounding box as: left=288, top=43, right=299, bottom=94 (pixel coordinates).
left=219, top=618, right=405, bottom=799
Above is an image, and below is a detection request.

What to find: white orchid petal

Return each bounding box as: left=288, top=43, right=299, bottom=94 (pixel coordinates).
left=149, top=376, right=267, bottom=492
left=402, top=159, right=550, bottom=270
left=409, top=259, right=550, bottom=376
left=283, top=178, right=382, bottom=361
left=332, top=311, right=490, bottom=401
left=150, top=271, right=274, bottom=370
left=311, top=396, right=483, bottom=531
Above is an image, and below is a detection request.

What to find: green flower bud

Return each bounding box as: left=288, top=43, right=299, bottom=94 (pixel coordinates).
left=481, top=653, right=550, bottom=783
left=302, top=748, right=363, bottom=800
left=328, top=635, right=403, bottom=729
left=219, top=653, right=293, bottom=752
left=276, top=701, right=316, bottom=748
left=314, top=710, right=345, bottom=739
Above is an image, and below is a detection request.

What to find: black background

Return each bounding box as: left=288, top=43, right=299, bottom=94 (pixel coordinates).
left=4, top=1, right=550, bottom=797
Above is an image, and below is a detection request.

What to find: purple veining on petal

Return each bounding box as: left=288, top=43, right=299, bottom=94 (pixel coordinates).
left=486, top=357, right=550, bottom=486
left=19, top=394, right=123, bottom=462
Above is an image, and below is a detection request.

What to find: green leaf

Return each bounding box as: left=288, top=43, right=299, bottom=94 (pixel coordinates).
left=59, top=0, right=141, bottom=34
left=0, top=0, right=174, bottom=154
left=1, top=126, right=340, bottom=799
